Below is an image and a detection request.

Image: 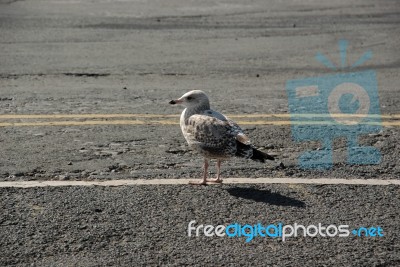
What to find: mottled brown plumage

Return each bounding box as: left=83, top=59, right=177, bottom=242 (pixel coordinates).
left=169, top=90, right=274, bottom=185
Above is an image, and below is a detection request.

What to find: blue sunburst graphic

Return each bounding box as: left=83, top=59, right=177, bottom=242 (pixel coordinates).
left=315, top=40, right=373, bottom=70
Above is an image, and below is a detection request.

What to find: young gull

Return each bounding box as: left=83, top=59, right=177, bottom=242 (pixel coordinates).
left=169, top=90, right=274, bottom=185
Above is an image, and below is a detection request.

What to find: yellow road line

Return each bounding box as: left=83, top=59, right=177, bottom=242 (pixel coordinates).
left=0, top=113, right=398, bottom=127
left=0, top=120, right=398, bottom=127
left=0, top=114, right=179, bottom=119
left=0, top=113, right=398, bottom=119
left=229, top=114, right=399, bottom=119
left=0, top=120, right=147, bottom=127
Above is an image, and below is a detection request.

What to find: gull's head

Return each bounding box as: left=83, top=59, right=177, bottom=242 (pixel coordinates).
left=169, top=90, right=210, bottom=110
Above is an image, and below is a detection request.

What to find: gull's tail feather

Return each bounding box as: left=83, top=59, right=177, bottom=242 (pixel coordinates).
left=235, top=141, right=275, bottom=163
left=250, top=147, right=275, bottom=162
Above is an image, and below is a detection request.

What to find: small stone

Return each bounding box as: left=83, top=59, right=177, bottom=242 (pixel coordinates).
left=118, top=162, right=128, bottom=168
left=265, top=144, right=275, bottom=149
left=285, top=170, right=294, bottom=176
left=100, top=150, right=119, bottom=156
left=368, top=131, right=383, bottom=137
left=58, top=175, right=70, bottom=180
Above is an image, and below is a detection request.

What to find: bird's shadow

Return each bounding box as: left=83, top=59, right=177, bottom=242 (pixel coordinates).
left=226, top=187, right=305, bottom=208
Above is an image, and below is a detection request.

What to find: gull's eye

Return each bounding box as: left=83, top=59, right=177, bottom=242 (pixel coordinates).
left=187, top=96, right=193, bottom=101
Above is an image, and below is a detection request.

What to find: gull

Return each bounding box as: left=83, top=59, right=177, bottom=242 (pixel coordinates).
left=169, top=90, right=275, bottom=185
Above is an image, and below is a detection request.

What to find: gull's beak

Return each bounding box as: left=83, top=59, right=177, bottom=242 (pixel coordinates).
left=169, top=98, right=183, bottom=105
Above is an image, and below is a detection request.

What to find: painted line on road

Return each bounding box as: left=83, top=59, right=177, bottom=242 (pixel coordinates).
left=1, top=178, right=399, bottom=188
left=0, top=120, right=398, bottom=127
left=0, top=114, right=178, bottom=119
left=0, top=113, right=398, bottom=119
left=0, top=113, right=397, bottom=127
left=0, top=120, right=149, bottom=127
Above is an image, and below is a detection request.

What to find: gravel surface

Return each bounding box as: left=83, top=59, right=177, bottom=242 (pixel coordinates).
left=1, top=185, right=400, bottom=266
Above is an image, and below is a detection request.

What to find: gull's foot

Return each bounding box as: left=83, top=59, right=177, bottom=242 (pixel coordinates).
left=206, top=178, right=223, bottom=184
left=189, top=180, right=207, bottom=185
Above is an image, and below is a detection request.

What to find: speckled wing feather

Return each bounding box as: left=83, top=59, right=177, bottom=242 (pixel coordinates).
left=181, top=110, right=256, bottom=159
left=201, top=110, right=251, bottom=145
left=182, top=114, right=239, bottom=159
left=225, top=118, right=254, bottom=159
left=225, top=117, right=251, bottom=145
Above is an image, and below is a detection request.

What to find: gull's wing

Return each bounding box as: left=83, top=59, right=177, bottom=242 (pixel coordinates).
left=202, top=109, right=251, bottom=145
left=183, top=114, right=237, bottom=150
left=181, top=109, right=254, bottom=159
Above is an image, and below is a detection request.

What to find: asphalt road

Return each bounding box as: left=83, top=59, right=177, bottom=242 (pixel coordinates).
left=1, top=0, right=399, bottom=266
left=2, top=185, right=400, bottom=266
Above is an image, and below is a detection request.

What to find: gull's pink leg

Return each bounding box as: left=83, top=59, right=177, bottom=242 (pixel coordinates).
left=189, top=158, right=208, bottom=185
left=206, top=159, right=223, bottom=184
